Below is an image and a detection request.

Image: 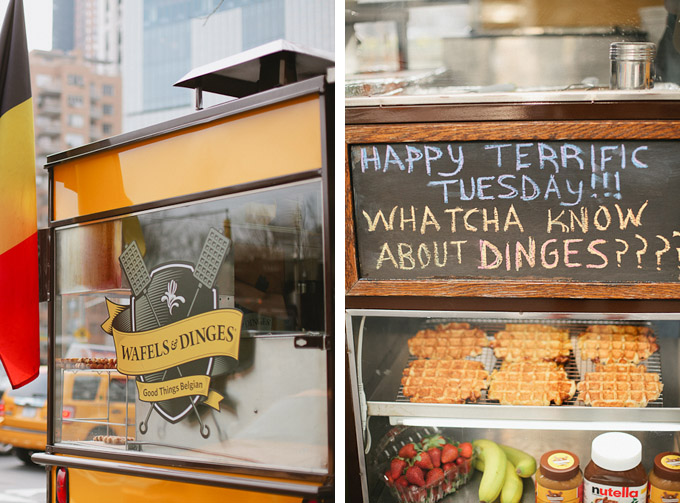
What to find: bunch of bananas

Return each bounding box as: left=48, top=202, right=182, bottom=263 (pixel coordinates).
left=472, top=439, right=537, bottom=503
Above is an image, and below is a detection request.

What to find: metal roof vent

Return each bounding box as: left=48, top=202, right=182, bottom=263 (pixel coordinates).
left=174, top=39, right=334, bottom=109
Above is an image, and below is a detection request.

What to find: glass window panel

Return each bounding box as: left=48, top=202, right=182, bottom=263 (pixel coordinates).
left=53, top=181, right=328, bottom=474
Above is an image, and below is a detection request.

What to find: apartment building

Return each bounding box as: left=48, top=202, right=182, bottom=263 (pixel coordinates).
left=30, top=50, right=121, bottom=163
left=30, top=49, right=121, bottom=226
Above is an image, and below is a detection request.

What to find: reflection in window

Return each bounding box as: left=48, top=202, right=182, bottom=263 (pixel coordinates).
left=72, top=376, right=99, bottom=401
left=53, top=181, right=328, bottom=472
left=346, top=0, right=680, bottom=95
left=108, top=378, right=133, bottom=402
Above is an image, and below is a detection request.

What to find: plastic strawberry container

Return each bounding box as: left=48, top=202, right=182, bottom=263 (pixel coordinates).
left=372, top=426, right=476, bottom=503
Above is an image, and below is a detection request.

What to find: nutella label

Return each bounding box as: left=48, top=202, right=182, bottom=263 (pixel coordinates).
left=649, top=485, right=679, bottom=503
left=536, top=483, right=582, bottom=503
left=583, top=480, right=647, bottom=503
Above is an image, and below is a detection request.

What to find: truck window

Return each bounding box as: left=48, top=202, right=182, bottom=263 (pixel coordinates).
left=72, top=376, right=100, bottom=401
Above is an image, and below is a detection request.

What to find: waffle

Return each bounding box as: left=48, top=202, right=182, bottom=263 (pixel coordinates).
left=491, top=326, right=572, bottom=363
left=436, top=322, right=471, bottom=330
left=577, top=325, right=658, bottom=363
left=577, top=362, right=663, bottom=407
left=407, top=326, right=489, bottom=359
left=401, top=359, right=489, bottom=404
left=504, top=323, right=566, bottom=333
left=487, top=361, right=576, bottom=406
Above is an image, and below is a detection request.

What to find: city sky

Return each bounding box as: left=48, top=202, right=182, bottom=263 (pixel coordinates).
left=0, top=0, right=52, bottom=51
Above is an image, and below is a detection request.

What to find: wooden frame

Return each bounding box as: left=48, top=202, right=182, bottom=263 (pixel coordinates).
left=346, top=119, right=680, bottom=300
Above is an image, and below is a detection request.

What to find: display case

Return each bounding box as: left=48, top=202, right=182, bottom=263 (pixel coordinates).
left=346, top=2, right=680, bottom=501
left=34, top=42, right=335, bottom=502
left=347, top=309, right=680, bottom=502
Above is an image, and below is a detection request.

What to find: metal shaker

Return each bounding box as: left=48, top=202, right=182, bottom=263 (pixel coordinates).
left=610, top=42, right=656, bottom=90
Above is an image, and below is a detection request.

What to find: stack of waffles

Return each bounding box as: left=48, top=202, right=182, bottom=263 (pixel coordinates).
left=401, top=323, right=490, bottom=404
left=577, top=325, right=659, bottom=364
left=577, top=362, right=663, bottom=407
left=401, top=359, right=490, bottom=404
left=487, top=361, right=576, bottom=406
left=487, top=324, right=577, bottom=406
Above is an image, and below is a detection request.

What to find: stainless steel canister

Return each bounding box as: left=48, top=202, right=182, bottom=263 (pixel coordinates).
left=609, top=42, right=656, bottom=89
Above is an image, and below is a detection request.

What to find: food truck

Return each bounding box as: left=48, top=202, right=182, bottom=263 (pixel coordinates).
left=31, top=41, right=335, bottom=503
left=345, top=1, right=680, bottom=501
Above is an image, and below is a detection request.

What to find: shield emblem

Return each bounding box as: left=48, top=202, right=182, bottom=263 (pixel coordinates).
left=109, top=228, right=236, bottom=439
left=133, top=263, right=216, bottom=424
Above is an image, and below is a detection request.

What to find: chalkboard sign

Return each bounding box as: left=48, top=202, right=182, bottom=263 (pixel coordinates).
left=350, top=140, right=680, bottom=283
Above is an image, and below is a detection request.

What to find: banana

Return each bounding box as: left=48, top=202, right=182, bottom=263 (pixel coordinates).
left=500, top=460, right=524, bottom=503
left=500, top=444, right=537, bottom=478
left=473, top=439, right=508, bottom=503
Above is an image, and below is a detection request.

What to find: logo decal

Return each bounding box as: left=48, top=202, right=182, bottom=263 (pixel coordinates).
left=161, top=279, right=185, bottom=315
left=101, top=228, right=240, bottom=438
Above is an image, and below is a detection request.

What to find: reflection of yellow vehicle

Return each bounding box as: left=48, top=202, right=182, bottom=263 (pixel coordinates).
left=0, top=367, right=136, bottom=463
left=0, top=366, right=47, bottom=464
left=61, top=370, right=136, bottom=442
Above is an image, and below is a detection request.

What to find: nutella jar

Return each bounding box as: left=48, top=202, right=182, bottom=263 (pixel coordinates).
left=648, top=452, right=680, bottom=503
left=536, top=450, right=583, bottom=503
left=584, top=432, right=648, bottom=503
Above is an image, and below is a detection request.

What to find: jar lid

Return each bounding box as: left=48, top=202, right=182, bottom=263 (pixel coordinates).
left=610, top=42, right=656, bottom=61
left=540, top=450, right=581, bottom=481
left=591, top=432, right=642, bottom=472
left=653, top=452, right=680, bottom=481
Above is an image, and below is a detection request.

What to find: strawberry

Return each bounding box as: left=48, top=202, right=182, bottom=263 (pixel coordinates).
left=405, top=465, right=426, bottom=487
left=427, top=447, right=441, bottom=468
left=384, top=470, right=394, bottom=484
left=420, top=434, right=445, bottom=450
left=442, top=462, right=457, bottom=475
left=441, top=443, right=458, bottom=463
left=390, top=458, right=407, bottom=480
left=456, top=456, right=471, bottom=474
left=415, top=451, right=433, bottom=470
left=398, top=443, right=418, bottom=459
left=425, top=467, right=445, bottom=486
left=459, top=442, right=473, bottom=459
left=394, top=476, right=409, bottom=488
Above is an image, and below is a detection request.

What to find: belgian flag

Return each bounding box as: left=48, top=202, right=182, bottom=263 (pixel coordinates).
left=0, top=0, right=39, bottom=388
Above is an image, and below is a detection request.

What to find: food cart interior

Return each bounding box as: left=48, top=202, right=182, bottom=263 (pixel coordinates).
left=345, top=1, right=680, bottom=502
left=346, top=0, right=680, bottom=99
left=346, top=309, right=680, bottom=502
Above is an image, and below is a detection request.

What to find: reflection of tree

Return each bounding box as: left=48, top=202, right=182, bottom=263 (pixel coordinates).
left=133, top=183, right=324, bottom=331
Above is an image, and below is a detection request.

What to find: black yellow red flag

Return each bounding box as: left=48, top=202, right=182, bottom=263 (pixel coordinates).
left=0, top=0, right=40, bottom=388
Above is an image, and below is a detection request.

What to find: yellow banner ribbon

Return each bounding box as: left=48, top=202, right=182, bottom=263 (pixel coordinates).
left=102, top=300, right=243, bottom=376
left=136, top=375, right=224, bottom=410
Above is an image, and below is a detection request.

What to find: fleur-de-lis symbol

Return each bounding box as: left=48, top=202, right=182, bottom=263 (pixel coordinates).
left=161, top=280, right=185, bottom=315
